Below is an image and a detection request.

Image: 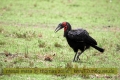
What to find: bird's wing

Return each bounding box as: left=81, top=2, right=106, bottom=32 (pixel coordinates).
left=68, top=29, right=97, bottom=45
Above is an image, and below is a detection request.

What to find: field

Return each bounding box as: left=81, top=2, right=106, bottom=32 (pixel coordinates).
left=0, top=0, right=120, bottom=80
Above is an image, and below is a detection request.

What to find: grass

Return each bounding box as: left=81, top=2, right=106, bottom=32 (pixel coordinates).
left=0, top=0, right=120, bottom=79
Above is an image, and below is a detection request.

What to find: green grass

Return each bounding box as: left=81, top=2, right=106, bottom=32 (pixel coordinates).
left=0, top=0, right=120, bottom=80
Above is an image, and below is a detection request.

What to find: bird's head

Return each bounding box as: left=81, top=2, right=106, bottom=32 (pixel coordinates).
left=55, top=22, right=71, bottom=33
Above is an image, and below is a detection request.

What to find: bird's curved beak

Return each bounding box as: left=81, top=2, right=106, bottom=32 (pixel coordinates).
left=55, top=23, right=63, bottom=33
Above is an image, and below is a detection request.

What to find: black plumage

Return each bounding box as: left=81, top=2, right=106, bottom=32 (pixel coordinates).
left=55, top=22, right=104, bottom=62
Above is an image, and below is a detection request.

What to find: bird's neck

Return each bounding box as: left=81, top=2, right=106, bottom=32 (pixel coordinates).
left=64, top=31, right=68, bottom=37
left=64, top=23, right=72, bottom=37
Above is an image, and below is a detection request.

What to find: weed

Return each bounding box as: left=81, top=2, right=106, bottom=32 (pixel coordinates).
left=34, top=3, right=37, bottom=7
left=65, top=62, right=73, bottom=68
left=0, top=27, right=4, bottom=33
left=38, top=39, right=46, bottom=48
left=24, top=46, right=29, bottom=58
left=38, top=33, right=42, bottom=38
left=0, top=40, right=6, bottom=46
left=14, top=56, right=24, bottom=64
left=24, top=53, right=29, bottom=58
left=13, top=30, right=36, bottom=39
left=116, top=44, right=120, bottom=51
left=29, top=61, right=34, bottom=67
left=69, top=4, right=80, bottom=7
left=54, top=42, right=62, bottom=47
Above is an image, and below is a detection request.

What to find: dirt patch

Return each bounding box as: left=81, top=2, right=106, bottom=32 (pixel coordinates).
left=103, top=26, right=120, bottom=32
left=0, top=21, right=56, bottom=28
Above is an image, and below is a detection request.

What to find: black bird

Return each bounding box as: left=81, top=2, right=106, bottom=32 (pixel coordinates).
left=55, top=22, right=104, bottom=62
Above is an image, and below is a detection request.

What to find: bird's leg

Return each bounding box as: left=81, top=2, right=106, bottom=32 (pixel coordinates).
left=77, top=51, right=83, bottom=61
left=73, top=52, right=77, bottom=62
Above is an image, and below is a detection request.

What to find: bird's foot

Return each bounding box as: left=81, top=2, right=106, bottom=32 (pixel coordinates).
left=73, top=58, right=80, bottom=62
left=73, top=59, right=77, bottom=62
left=77, top=57, right=80, bottom=61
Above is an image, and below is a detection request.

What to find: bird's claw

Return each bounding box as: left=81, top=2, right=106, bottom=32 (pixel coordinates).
left=78, top=58, right=80, bottom=61
left=73, top=58, right=80, bottom=62
left=77, top=56, right=80, bottom=61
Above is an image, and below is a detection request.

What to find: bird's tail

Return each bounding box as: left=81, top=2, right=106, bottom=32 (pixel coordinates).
left=90, top=44, right=104, bottom=52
